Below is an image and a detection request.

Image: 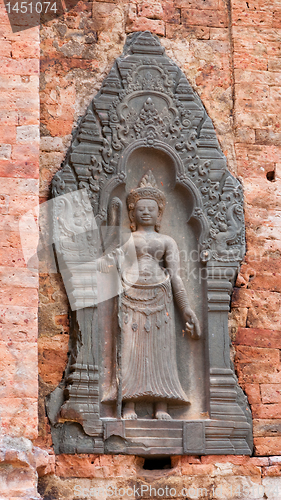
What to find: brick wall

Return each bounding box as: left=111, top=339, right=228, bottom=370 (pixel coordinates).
left=0, top=1, right=43, bottom=497
left=1, top=0, right=281, bottom=498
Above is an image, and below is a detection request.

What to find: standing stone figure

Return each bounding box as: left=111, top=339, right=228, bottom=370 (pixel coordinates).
left=116, top=171, right=201, bottom=421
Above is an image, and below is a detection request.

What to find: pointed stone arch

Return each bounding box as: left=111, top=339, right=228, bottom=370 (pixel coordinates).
left=50, top=31, right=252, bottom=455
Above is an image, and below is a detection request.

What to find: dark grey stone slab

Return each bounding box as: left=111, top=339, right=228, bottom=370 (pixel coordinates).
left=48, top=31, right=252, bottom=456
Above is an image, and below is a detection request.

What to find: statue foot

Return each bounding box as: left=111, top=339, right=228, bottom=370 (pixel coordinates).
left=155, top=410, right=172, bottom=420
left=122, top=402, right=137, bottom=420
left=155, top=402, right=171, bottom=420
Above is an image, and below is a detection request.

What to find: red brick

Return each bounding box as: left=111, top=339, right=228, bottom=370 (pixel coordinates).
left=236, top=362, right=281, bottom=384
left=254, top=437, right=281, bottom=455
left=181, top=8, right=228, bottom=27
left=0, top=397, right=38, bottom=440
left=251, top=404, right=281, bottom=419
left=243, top=383, right=261, bottom=404
left=0, top=58, right=39, bottom=75
left=0, top=287, right=38, bottom=307
left=11, top=40, right=39, bottom=59
left=38, top=335, right=69, bottom=386
left=232, top=290, right=281, bottom=330
left=0, top=305, right=37, bottom=327
left=201, top=455, right=249, bottom=464
left=0, top=178, right=38, bottom=196
left=138, top=1, right=164, bottom=20
left=235, top=346, right=280, bottom=364
left=261, top=384, right=281, bottom=404
left=232, top=0, right=278, bottom=10
left=162, top=2, right=180, bottom=24
left=273, top=11, right=281, bottom=28
left=232, top=10, right=273, bottom=27
left=234, top=327, right=281, bottom=349
left=175, top=0, right=221, bottom=8
left=44, top=119, right=74, bottom=137
left=0, top=342, right=38, bottom=398
left=0, top=323, right=38, bottom=343
left=250, top=457, right=270, bottom=466
left=55, top=454, right=138, bottom=478
left=55, top=454, right=101, bottom=478
left=181, top=463, right=214, bottom=475
left=255, top=130, right=281, bottom=148
left=234, top=54, right=268, bottom=72
left=0, top=231, right=22, bottom=248
left=180, top=455, right=201, bottom=464
left=232, top=464, right=261, bottom=475
left=253, top=419, right=281, bottom=437
left=0, top=160, right=39, bottom=179
left=166, top=24, right=210, bottom=39
left=263, top=465, right=281, bottom=476
left=0, top=248, right=27, bottom=267
left=126, top=16, right=165, bottom=35
left=234, top=69, right=281, bottom=86
left=0, top=40, right=12, bottom=57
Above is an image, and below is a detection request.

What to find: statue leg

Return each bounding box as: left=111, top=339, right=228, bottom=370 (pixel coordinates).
left=122, top=401, right=137, bottom=420
left=155, top=402, right=172, bottom=420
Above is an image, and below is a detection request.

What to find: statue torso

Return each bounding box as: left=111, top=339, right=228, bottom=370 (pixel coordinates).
left=124, top=231, right=167, bottom=285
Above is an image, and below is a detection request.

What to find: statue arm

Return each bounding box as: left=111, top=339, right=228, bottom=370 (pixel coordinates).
left=164, top=237, right=201, bottom=339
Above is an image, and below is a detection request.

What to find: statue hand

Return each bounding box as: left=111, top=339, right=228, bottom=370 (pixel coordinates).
left=97, top=254, right=115, bottom=273
left=183, top=308, right=201, bottom=340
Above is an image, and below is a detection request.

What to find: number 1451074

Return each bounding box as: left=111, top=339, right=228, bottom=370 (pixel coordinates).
left=5, top=2, right=57, bottom=13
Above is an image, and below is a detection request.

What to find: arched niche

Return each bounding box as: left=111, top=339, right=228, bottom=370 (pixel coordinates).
left=49, top=31, right=252, bottom=456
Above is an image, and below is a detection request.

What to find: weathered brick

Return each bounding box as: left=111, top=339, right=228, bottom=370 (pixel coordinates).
left=0, top=287, right=38, bottom=307
left=126, top=16, right=165, bottom=35
left=234, top=328, right=281, bottom=349
left=232, top=0, right=279, bottom=10
left=38, top=335, right=69, bottom=386
left=43, top=118, right=74, bottom=137
left=0, top=397, right=38, bottom=439
left=255, top=129, right=281, bottom=147
left=234, top=68, right=281, bottom=86
left=0, top=58, right=39, bottom=75
left=253, top=419, right=281, bottom=437
left=251, top=404, right=281, bottom=419
left=263, top=465, right=281, bottom=476
left=181, top=8, right=228, bottom=27
left=254, top=437, right=281, bottom=456
left=181, top=463, right=215, bottom=475
left=243, top=383, right=261, bottom=404
left=232, top=10, right=273, bottom=27
left=273, top=11, right=281, bottom=28
left=138, top=1, right=164, bottom=20
left=201, top=455, right=249, bottom=465
left=236, top=362, right=281, bottom=384
left=0, top=159, right=39, bottom=178
left=261, top=385, right=281, bottom=404
left=0, top=342, right=38, bottom=398
left=232, top=464, right=261, bottom=476
left=0, top=143, right=12, bottom=159
left=0, top=248, right=26, bottom=267
left=0, top=178, right=38, bottom=196
left=235, top=346, right=280, bottom=364
left=166, top=24, right=210, bottom=39
left=11, top=40, right=40, bottom=59
left=175, top=0, right=220, bottom=8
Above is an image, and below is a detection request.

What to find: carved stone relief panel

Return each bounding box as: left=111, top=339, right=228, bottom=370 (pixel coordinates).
left=48, top=31, right=252, bottom=456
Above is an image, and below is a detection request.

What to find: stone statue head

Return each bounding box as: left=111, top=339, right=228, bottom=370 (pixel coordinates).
left=127, top=171, right=166, bottom=232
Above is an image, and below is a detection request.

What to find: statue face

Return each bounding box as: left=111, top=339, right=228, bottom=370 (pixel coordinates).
left=134, top=199, right=159, bottom=228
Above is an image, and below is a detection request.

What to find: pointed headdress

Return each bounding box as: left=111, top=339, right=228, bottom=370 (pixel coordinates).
left=127, top=171, right=165, bottom=232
